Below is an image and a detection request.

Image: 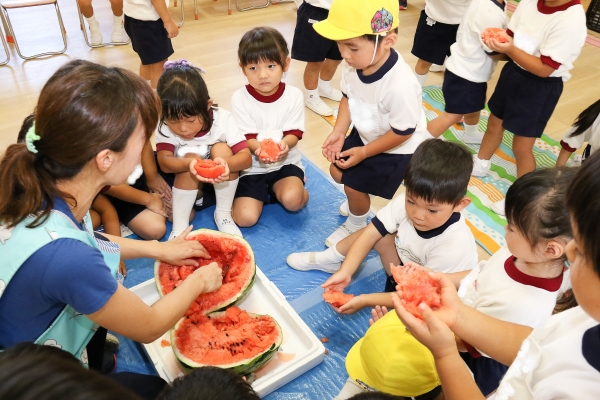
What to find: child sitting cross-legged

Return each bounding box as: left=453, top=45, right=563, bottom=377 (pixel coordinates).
left=287, top=139, right=478, bottom=314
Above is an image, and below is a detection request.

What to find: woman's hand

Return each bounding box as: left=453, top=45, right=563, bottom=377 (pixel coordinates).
left=334, top=146, right=367, bottom=169
left=321, top=270, right=352, bottom=292
left=145, top=192, right=170, bottom=218
left=189, top=157, right=230, bottom=184
left=322, top=132, right=346, bottom=163
left=160, top=226, right=210, bottom=266
left=191, top=262, right=223, bottom=294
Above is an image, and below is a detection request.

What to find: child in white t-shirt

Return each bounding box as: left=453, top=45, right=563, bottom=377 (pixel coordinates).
left=426, top=0, right=508, bottom=142
left=556, top=98, right=600, bottom=166
left=155, top=60, right=252, bottom=238
left=393, top=151, right=600, bottom=400
left=288, top=140, right=477, bottom=314
left=230, top=27, right=309, bottom=228
left=313, top=0, right=429, bottom=248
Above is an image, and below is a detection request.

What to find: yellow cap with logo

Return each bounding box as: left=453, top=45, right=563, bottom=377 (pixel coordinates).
left=313, top=0, right=400, bottom=41
left=345, top=311, right=440, bottom=397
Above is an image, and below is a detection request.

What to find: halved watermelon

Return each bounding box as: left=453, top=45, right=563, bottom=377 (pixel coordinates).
left=194, top=159, right=226, bottom=179
left=155, top=229, right=256, bottom=315
left=323, top=290, right=354, bottom=307
left=391, top=265, right=441, bottom=320
left=172, top=306, right=283, bottom=375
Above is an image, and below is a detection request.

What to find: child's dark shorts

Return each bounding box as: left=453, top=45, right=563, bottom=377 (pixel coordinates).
left=411, top=10, right=459, bottom=66
left=335, top=128, right=412, bottom=200
left=443, top=69, right=487, bottom=115
left=460, top=351, right=509, bottom=397
left=108, top=175, right=152, bottom=225
left=235, top=164, right=305, bottom=204
left=291, top=2, right=342, bottom=62
left=124, top=15, right=174, bottom=65
left=488, top=60, right=563, bottom=138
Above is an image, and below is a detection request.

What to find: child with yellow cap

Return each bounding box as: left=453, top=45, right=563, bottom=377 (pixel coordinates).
left=312, top=0, right=430, bottom=248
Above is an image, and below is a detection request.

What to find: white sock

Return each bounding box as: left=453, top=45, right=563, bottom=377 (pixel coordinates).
left=85, top=14, right=98, bottom=25
left=318, top=78, right=331, bottom=89
left=305, top=88, right=319, bottom=100
left=414, top=71, right=428, bottom=86
left=347, top=210, right=369, bottom=229
left=113, top=14, right=123, bottom=26
left=315, top=246, right=345, bottom=264
left=171, top=187, right=198, bottom=238
left=464, top=122, right=479, bottom=136
left=214, top=178, right=238, bottom=218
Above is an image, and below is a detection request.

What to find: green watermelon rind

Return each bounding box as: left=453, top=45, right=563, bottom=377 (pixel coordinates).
left=153, top=229, right=256, bottom=314
left=171, top=311, right=283, bottom=375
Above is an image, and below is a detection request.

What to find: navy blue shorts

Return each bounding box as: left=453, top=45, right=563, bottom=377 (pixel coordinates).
left=235, top=164, right=305, bottom=204
left=443, top=69, right=487, bottom=115
left=488, top=61, right=563, bottom=138
left=336, top=128, right=412, bottom=200
left=411, top=10, right=459, bottom=65
left=124, top=15, right=174, bottom=65
left=460, top=351, right=509, bottom=396
left=291, top=2, right=342, bottom=62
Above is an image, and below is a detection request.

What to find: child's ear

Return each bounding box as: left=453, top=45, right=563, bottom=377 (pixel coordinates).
left=283, top=57, right=291, bottom=73
left=382, top=32, right=397, bottom=48
left=545, top=240, right=566, bottom=260
left=95, top=149, right=113, bottom=173
left=452, top=197, right=472, bottom=212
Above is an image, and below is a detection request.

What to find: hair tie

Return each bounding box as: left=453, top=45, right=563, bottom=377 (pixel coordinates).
left=25, top=124, right=41, bottom=154
left=163, top=59, right=206, bottom=74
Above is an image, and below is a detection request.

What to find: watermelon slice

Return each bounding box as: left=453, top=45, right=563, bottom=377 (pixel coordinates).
left=391, top=265, right=441, bottom=320
left=172, top=306, right=283, bottom=375
left=259, top=139, right=280, bottom=161
left=194, top=159, right=226, bottom=179
left=155, top=229, right=256, bottom=315
left=481, top=27, right=509, bottom=43
left=322, top=290, right=354, bottom=307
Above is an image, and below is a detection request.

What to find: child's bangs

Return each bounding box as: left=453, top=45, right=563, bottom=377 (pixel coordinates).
left=161, top=92, right=202, bottom=122
left=241, top=45, right=284, bottom=67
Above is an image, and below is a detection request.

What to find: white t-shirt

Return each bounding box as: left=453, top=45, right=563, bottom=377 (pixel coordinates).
left=155, top=107, right=247, bottom=157
left=305, top=0, right=332, bottom=9
left=340, top=49, right=429, bottom=155
left=425, top=0, right=474, bottom=26
left=231, top=83, right=305, bottom=176
left=458, top=246, right=570, bottom=356
left=123, top=0, right=159, bottom=21
left=560, top=113, right=600, bottom=157
left=507, top=0, right=586, bottom=81
left=373, top=193, right=478, bottom=273
left=489, top=306, right=600, bottom=400
left=445, top=0, right=508, bottom=83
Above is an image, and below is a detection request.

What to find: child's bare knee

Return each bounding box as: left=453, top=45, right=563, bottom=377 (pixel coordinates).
left=281, top=190, right=308, bottom=212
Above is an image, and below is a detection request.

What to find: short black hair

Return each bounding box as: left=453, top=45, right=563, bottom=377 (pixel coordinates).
left=157, top=366, right=260, bottom=400
left=238, top=27, right=289, bottom=68
left=348, top=384, right=443, bottom=400
left=567, top=151, right=600, bottom=277
left=17, top=113, right=35, bottom=143
left=361, top=28, right=399, bottom=44
left=505, top=167, right=575, bottom=247
left=403, top=140, right=472, bottom=205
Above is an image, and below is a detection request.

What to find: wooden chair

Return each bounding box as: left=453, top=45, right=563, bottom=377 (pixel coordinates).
left=0, top=23, right=9, bottom=65
left=0, top=0, right=66, bottom=59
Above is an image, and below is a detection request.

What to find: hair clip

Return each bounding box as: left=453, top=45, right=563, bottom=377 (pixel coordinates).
left=164, top=59, right=206, bottom=74
left=25, top=124, right=40, bottom=154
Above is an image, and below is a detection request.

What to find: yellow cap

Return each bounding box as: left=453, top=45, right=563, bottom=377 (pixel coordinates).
left=313, top=0, right=400, bottom=41
left=345, top=311, right=440, bottom=397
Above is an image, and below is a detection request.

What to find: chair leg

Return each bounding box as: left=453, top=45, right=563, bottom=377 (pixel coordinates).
left=0, top=27, right=9, bottom=65
left=236, top=0, right=269, bottom=12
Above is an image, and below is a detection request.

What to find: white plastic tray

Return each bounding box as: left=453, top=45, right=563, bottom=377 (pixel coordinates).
left=130, top=267, right=325, bottom=397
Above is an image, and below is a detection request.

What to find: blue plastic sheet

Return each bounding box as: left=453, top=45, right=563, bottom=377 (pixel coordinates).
left=115, top=157, right=385, bottom=399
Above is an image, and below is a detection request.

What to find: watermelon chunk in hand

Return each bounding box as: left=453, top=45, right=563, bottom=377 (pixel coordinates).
left=391, top=265, right=441, bottom=320
left=481, top=27, right=509, bottom=43
left=259, top=139, right=280, bottom=161
left=194, top=158, right=226, bottom=179
left=323, top=290, right=354, bottom=308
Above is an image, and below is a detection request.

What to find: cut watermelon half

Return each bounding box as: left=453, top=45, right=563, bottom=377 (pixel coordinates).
left=172, top=306, right=283, bottom=375
left=194, top=158, right=226, bottom=179
left=391, top=265, right=441, bottom=320
left=322, top=290, right=354, bottom=308
left=154, top=229, right=256, bottom=315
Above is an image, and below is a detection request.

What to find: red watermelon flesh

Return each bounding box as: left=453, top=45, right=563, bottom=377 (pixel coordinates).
left=481, top=27, right=508, bottom=43
left=391, top=265, right=442, bottom=320
left=156, top=231, right=255, bottom=316
left=322, top=290, right=354, bottom=307
left=194, top=158, right=226, bottom=179
left=259, top=139, right=280, bottom=161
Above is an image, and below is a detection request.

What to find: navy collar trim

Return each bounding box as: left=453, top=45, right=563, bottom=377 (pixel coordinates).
left=357, top=49, right=398, bottom=84
left=52, top=196, right=83, bottom=229
left=582, top=325, right=600, bottom=373
left=491, top=0, right=506, bottom=10
left=415, top=212, right=461, bottom=239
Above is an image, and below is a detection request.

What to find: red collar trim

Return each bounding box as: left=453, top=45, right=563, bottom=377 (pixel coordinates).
left=245, top=82, right=286, bottom=103
left=194, top=109, right=214, bottom=137
left=504, top=257, right=564, bottom=291
left=537, top=0, right=581, bottom=14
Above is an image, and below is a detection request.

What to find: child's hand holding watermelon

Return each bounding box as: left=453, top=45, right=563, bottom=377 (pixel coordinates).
left=321, top=269, right=352, bottom=293
left=190, top=157, right=230, bottom=184
left=256, top=139, right=288, bottom=164
left=482, top=28, right=513, bottom=54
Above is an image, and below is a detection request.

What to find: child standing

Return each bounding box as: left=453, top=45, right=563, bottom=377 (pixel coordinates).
left=123, top=0, right=178, bottom=88
left=472, top=0, right=587, bottom=214
left=156, top=60, right=252, bottom=238
left=313, top=0, right=429, bottom=247
left=291, top=0, right=343, bottom=116
left=231, top=27, right=309, bottom=228
left=556, top=98, right=600, bottom=166
left=288, top=140, right=477, bottom=313
left=78, top=0, right=125, bottom=45
left=426, top=0, right=508, bottom=141
left=411, top=0, right=473, bottom=86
